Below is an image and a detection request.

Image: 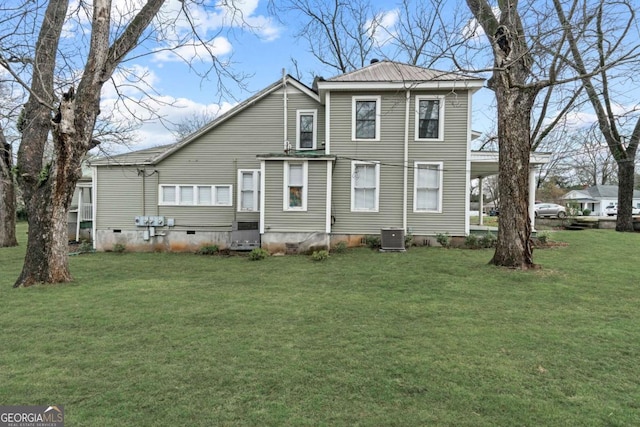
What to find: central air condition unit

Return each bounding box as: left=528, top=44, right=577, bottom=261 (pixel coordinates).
left=380, top=228, right=406, bottom=252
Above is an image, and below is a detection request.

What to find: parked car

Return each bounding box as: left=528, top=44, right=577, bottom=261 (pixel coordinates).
left=534, top=203, right=567, bottom=218
left=605, top=204, right=640, bottom=216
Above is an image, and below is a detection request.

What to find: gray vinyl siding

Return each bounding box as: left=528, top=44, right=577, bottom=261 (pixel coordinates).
left=407, top=90, right=469, bottom=235
left=330, top=91, right=407, bottom=233
left=95, top=166, right=144, bottom=229
left=96, top=86, right=323, bottom=231
left=329, top=90, right=469, bottom=235
left=263, top=160, right=328, bottom=232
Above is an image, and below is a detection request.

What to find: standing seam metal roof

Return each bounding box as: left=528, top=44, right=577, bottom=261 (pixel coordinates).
left=326, top=60, right=482, bottom=82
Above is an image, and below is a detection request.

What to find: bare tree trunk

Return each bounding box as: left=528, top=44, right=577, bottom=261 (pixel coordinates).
left=0, top=131, right=18, bottom=247
left=491, top=83, right=537, bottom=268
left=615, top=159, right=635, bottom=232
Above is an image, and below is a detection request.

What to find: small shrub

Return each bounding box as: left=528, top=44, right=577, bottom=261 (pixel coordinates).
left=537, top=231, right=550, bottom=245
left=196, top=244, right=219, bottom=255
left=112, top=243, right=126, bottom=253
left=436, top=232, right=451, bottom=248
left=582, top=208, right=591, bottom=216
left=364, top=235, right=380, bottom=249
left=464, top=234, right=480, bottom=249
left=248, top=248, right=269, bottom=261
left=332, top=241, right=348, bottom=254
left=404, top=233, right=414, bottom=248
left=479, top=233, right=497, bottom=248
left=77, top=240, right=94, bottom=254
left=311, top=250, right=329, bottom=261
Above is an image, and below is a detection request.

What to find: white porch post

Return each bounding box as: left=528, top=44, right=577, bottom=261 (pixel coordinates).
left=76, top=189, right=83, bottom=242
left=529, top=167, right=539, bottom=231
left=478, top=177, right=484, bottom=226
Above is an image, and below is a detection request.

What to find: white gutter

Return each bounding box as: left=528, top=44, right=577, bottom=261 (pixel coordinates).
left=465, top=91, right=473, bottom=236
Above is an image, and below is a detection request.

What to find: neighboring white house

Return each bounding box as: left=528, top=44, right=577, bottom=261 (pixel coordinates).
left=561, top=185, right=640, bottom=216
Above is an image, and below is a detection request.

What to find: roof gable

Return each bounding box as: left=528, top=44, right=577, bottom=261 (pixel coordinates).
left=93, top=75, right=318, bottom=166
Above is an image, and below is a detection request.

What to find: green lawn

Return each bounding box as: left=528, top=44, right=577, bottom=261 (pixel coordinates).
left=1, top=224, right=639, bottom=426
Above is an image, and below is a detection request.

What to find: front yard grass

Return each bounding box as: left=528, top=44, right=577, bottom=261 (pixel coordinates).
left=1, top=224, right=639, bottom=426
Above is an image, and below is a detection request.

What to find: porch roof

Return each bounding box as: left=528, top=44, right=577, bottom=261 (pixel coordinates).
left=470, top=151, right=551, bottom=179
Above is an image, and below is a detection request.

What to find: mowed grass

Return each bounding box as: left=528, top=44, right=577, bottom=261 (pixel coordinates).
left=1, top=224, right=640, bottom=426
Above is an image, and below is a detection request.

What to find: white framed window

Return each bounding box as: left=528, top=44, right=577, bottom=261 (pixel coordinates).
left=413, top=162, right=443, bottom=212
left=159, top=185, right=232, bottom=206
left=415, top=96, right=445, bottom=141
left=283, top=161, right=308, bottom=211
left=214, top=186, right=232, bottom=206
left=351, top=161, right=380, bottom=212
left=296, top=110, right=317, bottom=150
left=238, top=170, right=260, bottom=212
left=352, top=96, right=381, bottom=141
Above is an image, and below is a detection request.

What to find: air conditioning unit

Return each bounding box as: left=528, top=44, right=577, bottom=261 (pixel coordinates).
left=380, top=228, right=406, bottom=252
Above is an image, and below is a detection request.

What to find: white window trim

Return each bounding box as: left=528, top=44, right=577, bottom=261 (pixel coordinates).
left=296, top=109, right=317, bottom=150
left=283, top=161, right=308, bottom=211
left=352, top=95, right=381, bottom=141
left=351, top=160, right=380, bottom=212
left=158, top=184, right=233, bottom=206
left=413, top=161, right=443, bottom=213
left=415, top=95, right=445, bottom=142
left=237, top=169, right=260, bottom=212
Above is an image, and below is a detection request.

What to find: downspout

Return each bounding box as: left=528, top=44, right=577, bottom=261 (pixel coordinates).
left=283, top=69, right=288, bottom=151
left=403, top=89, right=410, bottom=232
left=76, top=188, right=82, bottom=242
left=91, top=166, right=97, bottom=250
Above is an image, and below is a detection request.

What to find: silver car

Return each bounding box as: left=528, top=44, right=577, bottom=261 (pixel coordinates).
left=534, top=203, right=567, bottom=218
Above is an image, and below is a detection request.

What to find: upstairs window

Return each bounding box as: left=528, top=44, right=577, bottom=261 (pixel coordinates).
left=284, top=161, right=308, bottom=211
left=352, top=96, right=381, bottom=141
left=415, top=96, right=444, bottom=140
left=351, top=161, right=380, bottom=212
left=238, top=170, right=260, bottom=212
left=413, top=162, right=442, bottom=212
left=297, top=110, right=317, bottom=150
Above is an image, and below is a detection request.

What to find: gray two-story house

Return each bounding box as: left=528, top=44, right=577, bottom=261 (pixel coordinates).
left=91, top=60, right=548, bottom=253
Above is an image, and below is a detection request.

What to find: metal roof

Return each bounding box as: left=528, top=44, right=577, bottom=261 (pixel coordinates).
left=326, top=60, right=482, bottom=83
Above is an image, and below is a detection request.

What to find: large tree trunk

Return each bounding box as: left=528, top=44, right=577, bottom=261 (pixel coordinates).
left=615, top=159, right=635, bottom=232
left=0, top=135, right=18, bottom=247
left=491, top=83, right=537, bottom=268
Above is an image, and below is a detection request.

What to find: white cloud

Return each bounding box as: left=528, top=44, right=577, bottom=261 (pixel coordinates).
left=152, top=37, right=233, bottom=63
left=366, top=9, right=400, bottom=47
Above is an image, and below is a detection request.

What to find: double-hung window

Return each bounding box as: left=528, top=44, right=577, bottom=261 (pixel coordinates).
left=351, top=161, right=380, bottom=212
left=415, top=96, right=444, bottom=141
left=284, top=161, right=308, bottom=211
left=352, top=96, right=381, bottom=141
left=414, top=162, right=442, bottom=212
left=159, top=185, right=232, bottom=206
left=297, top=110, right=317, bottom=150
left=238, top=170, right=260, bottom=212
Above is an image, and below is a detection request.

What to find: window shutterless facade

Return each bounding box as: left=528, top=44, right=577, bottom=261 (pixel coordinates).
left=415, top=96, right=444, bottom=141
left=351, top=161, right=380, bottom=212
left=296, top=110, right=317, bottom=150
left=159, top=185, right=233, bottom=206
left=283, top=161, right=308, bottom=211
left=352, top=96, right=381, bottom=141
left=238, top=169, right=260, bottom=212
left=413, top=162, right=443, bottom=212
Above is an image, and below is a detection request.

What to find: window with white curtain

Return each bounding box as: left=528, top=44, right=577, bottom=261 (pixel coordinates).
left=414, top=162, right=442, bottom=212
left=238, top=170, right=260, bottom=212
left=351, top=161, right=379, bottom=212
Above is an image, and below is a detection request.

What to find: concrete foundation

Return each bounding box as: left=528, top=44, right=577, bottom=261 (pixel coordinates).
left=95, top=229, right=231, bottom=252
